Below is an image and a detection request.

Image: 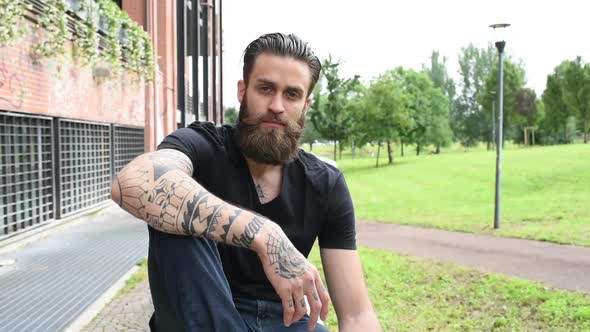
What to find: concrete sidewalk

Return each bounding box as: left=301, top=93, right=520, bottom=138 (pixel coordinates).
left=356, top=221, right=590, bottom=294
left=0, top=204, right=148, bottom=332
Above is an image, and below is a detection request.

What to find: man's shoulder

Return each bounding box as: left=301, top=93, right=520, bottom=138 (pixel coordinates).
left=184, top=121, right=233, bottom=144
left=296, top=150, right=343, bottom=194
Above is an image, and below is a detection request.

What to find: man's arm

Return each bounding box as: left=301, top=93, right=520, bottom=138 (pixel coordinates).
left=111, top=148, right=329, bottom=329
left=320, top=248, right=381, bottom=332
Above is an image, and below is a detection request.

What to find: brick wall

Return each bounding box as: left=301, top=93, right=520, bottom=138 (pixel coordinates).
left=0, top=20, right=145, bottom=127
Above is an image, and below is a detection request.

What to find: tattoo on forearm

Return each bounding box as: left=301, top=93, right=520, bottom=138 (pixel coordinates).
left=117, top=167, right=150, bottom=217
left=300, top=298, right=306, bottom=308
left=149, top=150, right=193, bottom=180
left=219, top=210, right=242, bottom=243
left=265, top=229, right=308, bottom=279
left=116, top=151, right=254, bottom=246
left=231, top=216, right=266, bottom=248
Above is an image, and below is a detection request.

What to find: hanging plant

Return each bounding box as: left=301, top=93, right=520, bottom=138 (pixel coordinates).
left=121, top=19, right=143, bottom=76
left=0, top=0, right=31, bottom=46
left=97, top=0, right=121, bottom=71
left=31, top=0, right=71, bottom=59
left=73, top=0, right=99, bottom=65
left=142, top=33, right=155, bottom=82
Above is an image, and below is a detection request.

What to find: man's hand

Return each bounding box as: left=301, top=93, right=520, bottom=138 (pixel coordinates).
left=254, top=223, right=330, bottom=330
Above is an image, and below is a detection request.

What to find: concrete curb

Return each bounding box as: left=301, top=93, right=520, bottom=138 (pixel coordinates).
left=65, top=264, right=141, bottom=332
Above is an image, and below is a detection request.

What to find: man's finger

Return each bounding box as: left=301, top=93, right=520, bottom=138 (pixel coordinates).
left=306, top=289, right=322, bottom=331
left=280, top=290, right=295, bottom=327
left=291, top=291, right=307, bottom=324
left=314, top=275, right=330, bottom=321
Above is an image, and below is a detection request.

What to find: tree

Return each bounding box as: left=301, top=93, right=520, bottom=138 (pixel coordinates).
left=310, top=56, right=360, bottom=161
left=562, top=57, right=590, bottom=143
left=541, top=61, right=576, bottom=143
left=363, top=70, right=411, bottom=166
left=424, top=87, right=453, bottom=152
left=423, top=50, right=455, bottom=152
left=300, top=113, right=322, bottom=151
left=224, top=106, right=238, bottom=125
left=514, top=88, right=538, bottom=125
left=453, top=44, right=496, bottom=147
left=479, top=58, right=526, bottom=146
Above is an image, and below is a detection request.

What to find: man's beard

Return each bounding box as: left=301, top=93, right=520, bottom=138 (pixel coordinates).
left=235, top=96, right=305, bottom=165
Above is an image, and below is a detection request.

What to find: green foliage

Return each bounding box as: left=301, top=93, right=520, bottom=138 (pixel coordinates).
left=453, top=44, right=497, bottom=147
left=309, top=246, right=590, bottom=331
left=540, top=58, right=590, bottom=144
left=395, top=68, right=452, bottom=155
left=562, top=57, right=590, bottom=142
left=98, top=0, right=122, bottom=71
left=31, top=0, right=71, bottom=59
left=362, top=69, right=411, bottom=164
left=300, top=112, right=322, bottom=151
left=73, top=0, right=100, bottom=65
left=0, top=0, right=31, bottom=46
left=480, top=58, right=526, bottom=143
left=223, top=106, right=238, bottom=125
left=541, top=63, right=572, bottom=143
left=310, top=56, right=360, bottom=160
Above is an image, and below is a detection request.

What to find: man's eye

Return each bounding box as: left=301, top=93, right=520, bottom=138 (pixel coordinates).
left=286, top=92, right=299, bottom=99
left=260, top=86, right=272, bottom=93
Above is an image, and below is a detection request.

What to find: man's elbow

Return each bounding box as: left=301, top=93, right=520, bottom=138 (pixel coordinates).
left=111, top=176, right=122, bottom=206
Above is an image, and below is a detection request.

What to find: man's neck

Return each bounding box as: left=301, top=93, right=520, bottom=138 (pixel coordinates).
left=244, top=157, right=282, bottom=179
left=244, top=157, right=283, bottom=204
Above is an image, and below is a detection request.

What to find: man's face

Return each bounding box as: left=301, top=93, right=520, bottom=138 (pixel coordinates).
left=235, top=53, right=313, bottom=165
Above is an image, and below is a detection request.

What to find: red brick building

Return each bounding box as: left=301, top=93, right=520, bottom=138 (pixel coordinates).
left=0, top=0, right=223, bottom=240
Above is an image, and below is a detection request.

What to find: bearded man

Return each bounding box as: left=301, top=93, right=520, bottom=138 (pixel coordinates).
left=111, top=33, right=381, bottom=332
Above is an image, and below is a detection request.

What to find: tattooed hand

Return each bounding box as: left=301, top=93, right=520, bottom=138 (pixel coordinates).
left=254, top=224, right=330, bottom=330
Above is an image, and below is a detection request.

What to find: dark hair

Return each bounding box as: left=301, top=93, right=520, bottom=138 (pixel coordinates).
left=242, top=33, right=321, bottom=97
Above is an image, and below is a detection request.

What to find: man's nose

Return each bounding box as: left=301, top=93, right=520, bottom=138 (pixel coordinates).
left=268, top=94, right=285, bottom=114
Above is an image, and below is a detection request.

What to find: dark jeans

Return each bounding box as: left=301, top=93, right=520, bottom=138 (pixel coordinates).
left=147, top=227, right=329, bottom=332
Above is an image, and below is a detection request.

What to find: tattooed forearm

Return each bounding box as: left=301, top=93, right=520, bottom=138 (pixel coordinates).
left=231, top=216, right=266, bottom=248
left=149, top=149, right=193, bottom=179
left=112, top=149, right=272, bottom=252
left=265, top=229, right=308, bottom=279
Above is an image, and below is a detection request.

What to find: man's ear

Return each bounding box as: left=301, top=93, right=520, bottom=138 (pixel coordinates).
left=237, top=80, right=246, bottom=103
left=303, top=97, right=313, bottom=113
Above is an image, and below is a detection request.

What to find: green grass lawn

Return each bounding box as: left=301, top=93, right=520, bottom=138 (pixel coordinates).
left=308, top=246, right=590, bottom=331
left=310, top=143, right=590, bottom=246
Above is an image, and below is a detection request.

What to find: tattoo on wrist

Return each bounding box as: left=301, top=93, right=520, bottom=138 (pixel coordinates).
left=231, top=216, right=266, bottom=248
left=300, top=298, right=306, bottom=308
left=265, top=229, right=307, bottom=279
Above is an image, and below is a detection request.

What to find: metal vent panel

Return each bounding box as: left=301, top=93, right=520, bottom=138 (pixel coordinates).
left=0, top=112, right=54, bottom=239
left=59, top=120, right=111, bottom=217
left=113, top=125, right=144, bottom=175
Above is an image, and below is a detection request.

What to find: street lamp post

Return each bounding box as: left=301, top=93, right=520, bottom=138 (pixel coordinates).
left=490, top=23, right=510, bottom=230
left=491, top=90, right=496, bottom=148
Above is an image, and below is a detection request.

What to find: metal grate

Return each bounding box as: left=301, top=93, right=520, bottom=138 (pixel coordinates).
left=0, top=112, right=54, bottom=239
left=59, top=120, right=111, bottom=217
left=113, top=125, right=144, bottom=175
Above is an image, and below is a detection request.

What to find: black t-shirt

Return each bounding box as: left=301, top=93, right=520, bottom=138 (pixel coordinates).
left=156, top=121, right=356, bottom=301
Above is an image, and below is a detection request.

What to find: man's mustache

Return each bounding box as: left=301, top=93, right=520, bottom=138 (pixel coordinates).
left=244, top=113, right=293, bottom=127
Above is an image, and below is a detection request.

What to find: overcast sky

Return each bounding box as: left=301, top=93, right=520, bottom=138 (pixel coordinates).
left=221, top=0, right=589, bottom=109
